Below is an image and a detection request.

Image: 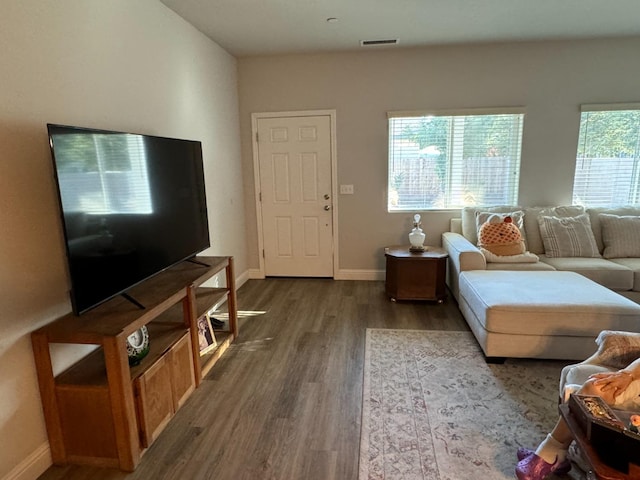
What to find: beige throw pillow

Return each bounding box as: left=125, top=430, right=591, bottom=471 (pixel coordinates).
left=523, top=205, right=585, bottom=254
left=538, top=213, right=600, bottom=258
left=587, top=206, right=640, bottom=251
left=599, top=213, right=640, bottom=259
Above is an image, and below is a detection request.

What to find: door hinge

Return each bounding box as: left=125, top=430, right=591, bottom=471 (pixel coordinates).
left=262, top=249, right=265, bottom=258
left=255, top=132, right=259, bottom=142
left=259, top=192, right=262, bottom=202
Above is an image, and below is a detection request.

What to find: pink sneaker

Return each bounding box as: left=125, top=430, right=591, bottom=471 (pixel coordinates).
left=515, top=452, right=571, bottom=479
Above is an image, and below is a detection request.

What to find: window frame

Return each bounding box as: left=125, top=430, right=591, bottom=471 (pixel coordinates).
left=387, top=107, right=525, bottom=212
left=572, top=103, right=640, bottom=208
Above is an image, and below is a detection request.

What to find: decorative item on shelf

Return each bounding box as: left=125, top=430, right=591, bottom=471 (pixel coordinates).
left=207, top=311, right=226, bottom=330
left=126, top=326, right=150, bottom=366
left=408, top=213, right=426, bottom=252
left=198, top=315, right=217, bottom=355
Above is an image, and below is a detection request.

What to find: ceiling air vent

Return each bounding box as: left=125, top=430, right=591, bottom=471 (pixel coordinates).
left=360, top=39, right=399, bottom=47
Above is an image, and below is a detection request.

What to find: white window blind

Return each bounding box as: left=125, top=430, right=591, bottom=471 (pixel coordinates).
left=388, top=109, right=524, bottom=211
left=55, top=133, right=153, bottom=215
left=572, top=105, right=640, bottom=207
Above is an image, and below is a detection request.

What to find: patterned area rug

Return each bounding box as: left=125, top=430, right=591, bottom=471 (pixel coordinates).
left=359, top=329, right=587, bottom=480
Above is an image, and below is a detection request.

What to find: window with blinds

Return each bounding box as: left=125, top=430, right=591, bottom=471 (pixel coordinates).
left=572, top=105, right=640, bottom=207
left=388, top=109, right=524, bottom=211
left=55, top=133, right=153, bottom=215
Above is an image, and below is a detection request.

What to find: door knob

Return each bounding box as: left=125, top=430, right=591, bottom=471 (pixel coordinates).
left=324, top=205, right=331, bottom=211
left=324, top=194, right=330, bottom=200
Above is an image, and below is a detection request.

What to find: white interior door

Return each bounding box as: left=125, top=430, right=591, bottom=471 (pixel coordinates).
left=256, top=115, right=334, bottom=277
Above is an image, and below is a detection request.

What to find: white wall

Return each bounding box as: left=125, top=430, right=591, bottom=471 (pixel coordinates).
left=237, top=37, right=640, bottom=275
left=0, top=1, right=245, bottom=478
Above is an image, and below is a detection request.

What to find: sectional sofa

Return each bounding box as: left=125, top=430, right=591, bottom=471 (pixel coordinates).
left=444, top=205, right=640, bottom=303
left=442, top=205, right=640, bottom=360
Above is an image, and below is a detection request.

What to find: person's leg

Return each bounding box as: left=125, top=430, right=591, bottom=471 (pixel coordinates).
left=516, top=377, right=610, bottom=480
left=537, top=377, right=610, bottom=458
left=534, top=418, right=571, bottom=463
left=517, top=375, right=640, bottom=480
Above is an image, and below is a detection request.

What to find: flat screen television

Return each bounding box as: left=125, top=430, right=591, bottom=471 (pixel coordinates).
left=47, top=124, right=210, bottom=315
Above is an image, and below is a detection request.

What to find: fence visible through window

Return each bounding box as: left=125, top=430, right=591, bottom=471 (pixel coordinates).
left=573, top=157, right=640, bottom=206
left=388, top=110, right=524, bottom=211
left=572, top=106, right=640, bottom=208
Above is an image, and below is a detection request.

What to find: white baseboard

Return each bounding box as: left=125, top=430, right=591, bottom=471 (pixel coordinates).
left=242, top=268, right=385, bottom=282
left=235, top=269, right=251, bottom=289
left=3, top=442, right=51, bottom=480
left=241, top=268, right=384, bottom=281
left=334, top=269, right=385, bottom=281
left=247, top=268, right=265, bottom=279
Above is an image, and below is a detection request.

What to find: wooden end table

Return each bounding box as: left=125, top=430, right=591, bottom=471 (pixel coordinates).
left=559, top=404, right=640, bottom=479
left=384, top=246, right=448, bottom=302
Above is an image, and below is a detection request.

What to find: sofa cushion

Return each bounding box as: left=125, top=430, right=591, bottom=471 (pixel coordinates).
left=458, top=270, right=640, bottom=337
left=485, top=261, right=555, bottom=271
left=523, top=206, right=585, bottom=254
left=538, top=213, right=600, bottom=258
left=461, top=205, right=522, bottom=246
left=450, top=218, right=463, bottom=235
left=587, top=206, right=640, bottom=252
left=539, top=256, right=634, bottom=291
left=600, top=213, right=640, bottom=258
left=609, top=258, right=640, bottom=292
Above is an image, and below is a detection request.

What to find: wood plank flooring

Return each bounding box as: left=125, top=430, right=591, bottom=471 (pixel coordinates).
left=38, top=278, right=468, bottom=480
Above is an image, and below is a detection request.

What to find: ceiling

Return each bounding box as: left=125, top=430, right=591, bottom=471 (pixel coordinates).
left=159, top=0, right=640, bottom=57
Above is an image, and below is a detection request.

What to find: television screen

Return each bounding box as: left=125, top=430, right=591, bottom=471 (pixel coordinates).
left=47, top=124, right=210, bottom=315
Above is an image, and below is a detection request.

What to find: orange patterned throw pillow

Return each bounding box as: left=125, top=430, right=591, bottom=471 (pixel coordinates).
left=478, top=216, right=526, bottom=256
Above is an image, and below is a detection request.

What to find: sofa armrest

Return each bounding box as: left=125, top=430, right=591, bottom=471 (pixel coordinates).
left=442, top=232, right=486, bottom=273
left=442, top=232, right=487, bottom=302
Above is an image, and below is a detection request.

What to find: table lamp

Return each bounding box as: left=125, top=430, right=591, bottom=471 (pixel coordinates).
left=409, top=213, right=426, bottom=252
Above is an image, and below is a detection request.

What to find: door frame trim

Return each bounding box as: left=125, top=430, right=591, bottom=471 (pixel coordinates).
left=251, top=110, right=338, bottom=278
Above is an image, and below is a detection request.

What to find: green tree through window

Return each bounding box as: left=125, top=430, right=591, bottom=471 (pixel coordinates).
left=573, top=108, right=640, bottom=207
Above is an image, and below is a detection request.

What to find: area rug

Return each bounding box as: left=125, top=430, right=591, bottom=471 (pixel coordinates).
left=359, top=329, right=587, bottom=480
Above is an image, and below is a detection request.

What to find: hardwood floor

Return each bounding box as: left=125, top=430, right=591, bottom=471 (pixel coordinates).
left=38, top=278, right=468, bottom=480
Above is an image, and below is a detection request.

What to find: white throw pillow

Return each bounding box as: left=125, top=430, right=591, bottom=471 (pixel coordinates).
left=599, top=213, right=640, bottom=259
left=538, top=213, right=600, bottom=258
left=479, top=248, right=539, bottom=263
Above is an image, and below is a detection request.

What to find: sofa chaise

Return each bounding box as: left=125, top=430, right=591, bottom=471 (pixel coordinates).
left=443, top=205, right=640, bottom=361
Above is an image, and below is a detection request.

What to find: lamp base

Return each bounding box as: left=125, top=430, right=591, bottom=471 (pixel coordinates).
left=409, top=245, right=426, bottom=253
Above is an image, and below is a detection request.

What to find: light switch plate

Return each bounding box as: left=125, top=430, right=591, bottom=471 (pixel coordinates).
left=340, top=184, right=354, bottom=194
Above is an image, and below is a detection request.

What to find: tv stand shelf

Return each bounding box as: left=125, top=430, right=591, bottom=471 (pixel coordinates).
left=31, top=256, right=238, bottom=472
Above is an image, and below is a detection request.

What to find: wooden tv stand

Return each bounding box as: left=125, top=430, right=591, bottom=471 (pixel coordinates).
left=31, top=256, right=238, bottom=471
